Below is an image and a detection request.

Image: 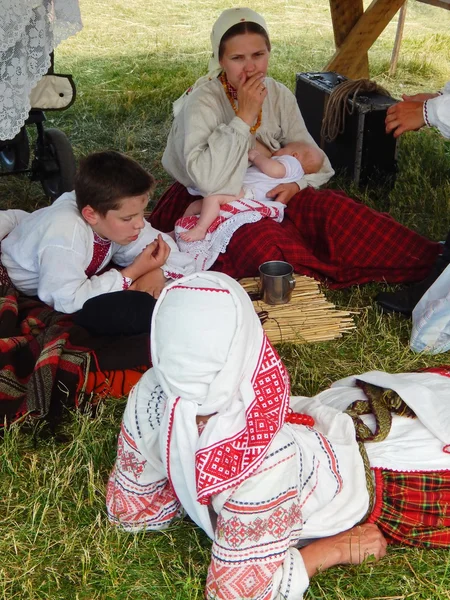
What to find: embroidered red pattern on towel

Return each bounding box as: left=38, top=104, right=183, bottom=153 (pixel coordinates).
left=420, top=365, right=450, bottom=379
left=163, top=271, right=184, bottom=280
left=106, top=422, right=181, bottom=530
left=207, top=561, right=279, bottom=600
left=195, top=335, right=290, bottom=504
left=206, top=451, right=305, bottom=600
left=176, top=197, right=282, bottom=239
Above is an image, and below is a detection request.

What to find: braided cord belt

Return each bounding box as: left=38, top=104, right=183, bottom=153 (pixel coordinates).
left=344, top=380, right=416, bottom=522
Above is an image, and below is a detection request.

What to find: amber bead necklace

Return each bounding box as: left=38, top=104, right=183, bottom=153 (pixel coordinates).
left=219, top=71, right=262, bottom=135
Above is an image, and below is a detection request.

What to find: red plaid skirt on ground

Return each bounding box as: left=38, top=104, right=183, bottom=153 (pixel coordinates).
left=368, top=468, right=450, bottom=547
left=150, top=183, right=441, bottom=288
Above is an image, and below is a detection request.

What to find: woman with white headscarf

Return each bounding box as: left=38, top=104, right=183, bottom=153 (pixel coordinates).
left=107, top=271, right=450, bottom=600
left=149, top=7, right=440, bottom=287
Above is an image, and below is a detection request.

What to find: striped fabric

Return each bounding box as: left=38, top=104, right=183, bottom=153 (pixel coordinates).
left=84, top=367, right=147, bottom=405
left=368, top=468, right=450, bottom=547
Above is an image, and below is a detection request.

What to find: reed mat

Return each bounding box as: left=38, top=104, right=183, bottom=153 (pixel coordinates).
left=239, top=274, right=356, bottom=344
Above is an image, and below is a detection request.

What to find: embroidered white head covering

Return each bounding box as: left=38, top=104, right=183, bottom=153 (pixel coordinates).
left=172, top=7, right=269, bottom=116
left=125, top=272, right=290, bottom=538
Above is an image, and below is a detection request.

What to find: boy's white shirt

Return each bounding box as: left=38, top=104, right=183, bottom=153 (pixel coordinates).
left=1, top=192, right=195, bottom=313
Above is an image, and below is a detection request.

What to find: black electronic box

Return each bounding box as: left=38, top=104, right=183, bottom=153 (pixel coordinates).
left=295, top=72, right=398, bottom=187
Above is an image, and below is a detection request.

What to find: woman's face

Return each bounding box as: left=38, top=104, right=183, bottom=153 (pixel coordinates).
left=219, top=32, right=270, bottom=89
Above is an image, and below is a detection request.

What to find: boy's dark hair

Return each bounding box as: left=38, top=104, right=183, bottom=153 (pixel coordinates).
left=218, top=22, right=271, bottom=61
left=75, top=151, right=155, bottom=216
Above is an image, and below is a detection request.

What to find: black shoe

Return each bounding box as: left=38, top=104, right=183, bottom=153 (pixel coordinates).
left=375, top=287, right=420, bottom=317
left=376, top=257, right=450, bottom=317
left=376, top=247, right=450, bottom=317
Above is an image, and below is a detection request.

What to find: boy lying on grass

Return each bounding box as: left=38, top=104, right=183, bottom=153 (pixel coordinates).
left=0, top=151, right=195, bottom=335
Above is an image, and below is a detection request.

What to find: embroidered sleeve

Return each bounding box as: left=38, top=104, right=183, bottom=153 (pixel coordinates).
left=106, top=423, right=182, bottom=532
left=122, top=276, right=132, bottom=290
left=424, top=92, right=450, bottom=138
left=206, top=444, right=310, bottom=600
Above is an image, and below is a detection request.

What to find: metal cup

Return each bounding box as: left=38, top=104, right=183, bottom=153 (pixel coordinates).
left=258, top=261, right=296, bottom=305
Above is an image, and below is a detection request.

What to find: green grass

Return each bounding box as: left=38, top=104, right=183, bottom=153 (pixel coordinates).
left=1, top=0, right=450, bottom=598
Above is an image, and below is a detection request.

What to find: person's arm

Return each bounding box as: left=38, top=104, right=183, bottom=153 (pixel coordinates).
left=254, top=139, right=273, bottom=158
left=121, top=236, right=171, bottom=282
left=181, top=95, right=251, bottom=196
left=424, top=91, right=450, bottom=139
left=0, top=209, right=29, bottom=240
left=206, top=487, right=309, bottom=599
left=107, top=377, right=182, bottom=531
left=385, top=85, right=450, bottom=139
left=130, top=268, right=168, bottom=299
left=299, top=524, right=387, bottom=578
left=204, top=444, right=312, bottom=600
left=36, top=245, right=133, bottom=313
left=107, top=423, right=182, bottom=532
left=248, top=149, right=286, bottom=178
left=166, top=76, right=265, bottom=197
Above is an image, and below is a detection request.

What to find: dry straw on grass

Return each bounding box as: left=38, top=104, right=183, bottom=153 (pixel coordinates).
left=239, top=274, right=356, bottom=344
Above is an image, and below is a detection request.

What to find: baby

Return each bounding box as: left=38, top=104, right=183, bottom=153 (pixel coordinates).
left=180, top=141, right=324, bottom=242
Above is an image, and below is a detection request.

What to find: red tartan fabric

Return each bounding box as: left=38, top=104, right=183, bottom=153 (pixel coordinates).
left=368, top=468, right=450, bottom=547
left=0, top=282, right=91, bottom=426
left=150, top=183, right=441, bottom=288
left=0, top=254, right=150, bottom=427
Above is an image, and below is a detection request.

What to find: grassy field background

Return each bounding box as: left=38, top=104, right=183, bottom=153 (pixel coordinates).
left=1, top=0, right=450, bottom=598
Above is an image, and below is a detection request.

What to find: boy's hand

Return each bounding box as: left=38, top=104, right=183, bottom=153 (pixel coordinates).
left=147, top=234, right=171, bottom=268
left=130, top=268, right=167, bottom=298
left=123, top=235, right=171, bottom=281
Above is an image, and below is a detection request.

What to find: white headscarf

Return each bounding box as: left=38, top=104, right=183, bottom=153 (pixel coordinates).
left=172, top=7, right=269, bottom=116
left=125, top=272, right=290, bottom=538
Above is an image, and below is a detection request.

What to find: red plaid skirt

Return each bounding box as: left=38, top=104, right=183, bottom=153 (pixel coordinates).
left=367, top=468, right=450, bottom=547
left=150, top=182, right=441, bottom=288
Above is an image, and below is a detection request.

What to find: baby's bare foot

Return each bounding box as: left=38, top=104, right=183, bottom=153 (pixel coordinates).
left=180, top=226, right=207, bottom=242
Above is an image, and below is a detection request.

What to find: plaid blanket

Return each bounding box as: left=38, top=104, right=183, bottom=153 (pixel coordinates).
left=0, top=263, right=150, bottom=427
left=150, top=183, right=441, bottom=288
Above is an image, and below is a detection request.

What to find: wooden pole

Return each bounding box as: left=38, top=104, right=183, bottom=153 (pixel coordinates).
left=389, top=0, right=408, bottom=77
left=328, top=0, right=369, bottom=78
left=325, top=0, right=407, bottom=79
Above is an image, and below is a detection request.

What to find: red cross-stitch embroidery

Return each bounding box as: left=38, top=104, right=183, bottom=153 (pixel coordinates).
left=195, top=335, right=290, bottom=504
left=85, top=232, right=112, bottom=277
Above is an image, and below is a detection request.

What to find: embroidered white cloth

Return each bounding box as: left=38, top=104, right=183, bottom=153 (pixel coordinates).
left=107, top=273, right=450, bottom=600
left=0, top=0, right=82, bottom=140
left=174, top=197, right=285, bottom=271
left=425, top=81, right=450, bottom=139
